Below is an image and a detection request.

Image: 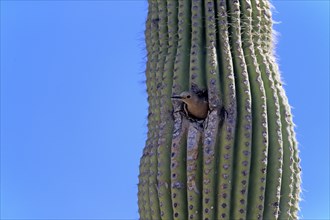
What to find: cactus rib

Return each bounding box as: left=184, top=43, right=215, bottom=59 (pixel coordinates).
left=226, top=0, right=253, bottom=218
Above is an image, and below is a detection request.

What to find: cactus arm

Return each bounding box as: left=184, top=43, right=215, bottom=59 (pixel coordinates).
left=226, top=0, right=253, bottom=218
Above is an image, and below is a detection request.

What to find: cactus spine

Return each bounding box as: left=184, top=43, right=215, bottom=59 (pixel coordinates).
left=138, top=0, right=301, bottom=219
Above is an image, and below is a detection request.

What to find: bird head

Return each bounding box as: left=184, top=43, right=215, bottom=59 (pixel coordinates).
left=171, top=91, right=195, bottom=105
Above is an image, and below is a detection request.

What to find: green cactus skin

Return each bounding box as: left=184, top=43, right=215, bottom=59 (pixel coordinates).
left=138, top=0, right=301, bottom=219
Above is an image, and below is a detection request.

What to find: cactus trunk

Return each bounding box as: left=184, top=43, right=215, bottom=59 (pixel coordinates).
left=138, top=0, right=301, bottom=219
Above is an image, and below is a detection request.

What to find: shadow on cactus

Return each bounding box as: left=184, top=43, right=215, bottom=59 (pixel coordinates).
left=138, top=0, right=301, bottom=219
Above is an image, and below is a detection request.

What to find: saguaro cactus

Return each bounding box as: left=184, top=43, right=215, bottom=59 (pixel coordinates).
left=138, top=0, right=301, bottom=219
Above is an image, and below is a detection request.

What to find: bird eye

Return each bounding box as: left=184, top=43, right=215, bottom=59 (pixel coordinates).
left=187, top=95, right=191, bottom=99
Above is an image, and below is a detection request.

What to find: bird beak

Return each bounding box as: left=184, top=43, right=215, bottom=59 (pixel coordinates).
left=171, top=95, right=183, bottom=100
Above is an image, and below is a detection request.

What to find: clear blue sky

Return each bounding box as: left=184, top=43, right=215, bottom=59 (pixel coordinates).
left=0, top=1, right=328, bottom=219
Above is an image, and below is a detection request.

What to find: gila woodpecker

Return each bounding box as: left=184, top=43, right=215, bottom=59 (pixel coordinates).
left=171, top=91, right=209, bottom=120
